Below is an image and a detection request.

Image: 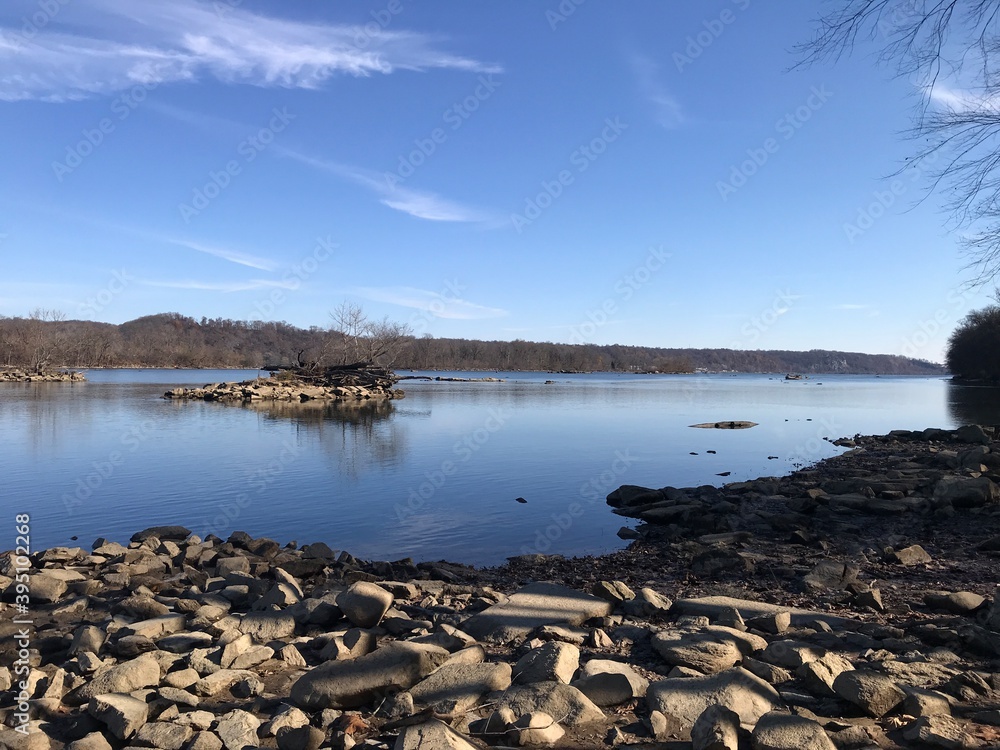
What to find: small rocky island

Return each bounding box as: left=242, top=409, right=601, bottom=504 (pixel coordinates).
left=0, top=368, right=84, bottom=383
left=2, top=425, right=1000, bottom=749
left=163, top=365, right=404, bottom=404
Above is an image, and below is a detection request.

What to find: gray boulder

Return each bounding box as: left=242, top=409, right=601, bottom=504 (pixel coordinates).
left=691, top=704, right=740, bottom=750
left=493, top=682, right=605, bottom=727
left=69, top=654, right=160, bottom=704
left=87, top=693, right=148, bottom=740
left=571, top=659, right=648, bottom=706
left=751, top=711, right=836, bottom=750
left=513, top=641, right=579, bottom=684
left=647, top=668, right=783, bottom=731
left=337, top=581, right=394, bottom=628
left=215, top=709, right=261, bottom=750
left=409, top=662, right=512, bottom=713
left=833, top=670, right=905, bottom=717
left=291, top=642, right=450, bottom=709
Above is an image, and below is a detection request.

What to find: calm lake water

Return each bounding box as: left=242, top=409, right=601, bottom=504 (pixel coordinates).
left=3, top=370, right=999, bottom=566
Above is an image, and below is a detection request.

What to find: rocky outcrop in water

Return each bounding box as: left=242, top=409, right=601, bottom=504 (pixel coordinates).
left=0, top=369, right=84, bottom=383
left=163, top=366, right=403, bottom=404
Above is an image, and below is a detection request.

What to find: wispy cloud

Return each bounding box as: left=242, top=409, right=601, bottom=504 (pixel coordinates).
left=160, top=237, right=279, bottom=271
left=278, top=147, right=502, bottom=224
left=351, top=286, right=508, bottom=319
left=138, top=278, right=298, bottom=292
left=0, top=0, right=501, bottom=102
left=629, top=53, right=684, bottom=129
left=146, top=101, right=248, bottom=135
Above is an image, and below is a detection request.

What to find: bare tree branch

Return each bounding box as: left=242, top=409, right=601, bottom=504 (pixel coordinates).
left=799, top=0, right=1000, bottom=283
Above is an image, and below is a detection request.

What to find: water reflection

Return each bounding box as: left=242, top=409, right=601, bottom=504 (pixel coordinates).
left=947, top=382, right=1000, bottom=425
left=241, top=398, right=406, bottom=480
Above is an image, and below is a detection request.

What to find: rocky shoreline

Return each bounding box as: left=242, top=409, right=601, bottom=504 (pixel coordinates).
left=2, top=426, right=1000, bottom=749
left=0, top=369, right=84, bottom=383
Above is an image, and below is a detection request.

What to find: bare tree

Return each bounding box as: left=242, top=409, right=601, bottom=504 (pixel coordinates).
left=798, top=1, right=1000, bottom=283
left=329, top=301, right=367, bottom=365
left=20, top=309, right=68, bottom=372
left=328, top=303, right=412, bottom=367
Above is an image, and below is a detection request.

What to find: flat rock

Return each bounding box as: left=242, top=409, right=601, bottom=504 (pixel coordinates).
left=923, top=591, right=986, bottom=614
left=238, top=610, right=296, bottom=641
left=903, top=715, right=973, bottom=749
left=647, top=667, right=784, bottom=731
left=133, top=721, right=195, bottom=750
left=462, top=582, right=611, bottom=643
left=652, top=632, right=743, bottom=675
left=131, top=525, right=191, bottom=542
left=291, top=641, right=450, bottom=709
left=671, top=596, right=854, bottom=628
left=409, top=662, right=512, bottom=713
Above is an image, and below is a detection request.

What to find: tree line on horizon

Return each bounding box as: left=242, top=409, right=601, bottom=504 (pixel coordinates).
left=0, top=310, right=944, bottom=375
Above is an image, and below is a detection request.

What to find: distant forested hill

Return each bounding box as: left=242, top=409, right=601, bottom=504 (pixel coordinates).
left=0, top=312, right=943, bottom=375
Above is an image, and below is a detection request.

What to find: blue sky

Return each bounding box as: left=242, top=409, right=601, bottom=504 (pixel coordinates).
left=0, top=0, right=993, bottom=362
